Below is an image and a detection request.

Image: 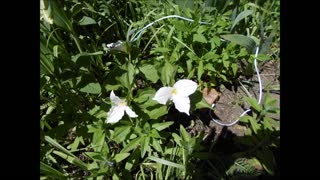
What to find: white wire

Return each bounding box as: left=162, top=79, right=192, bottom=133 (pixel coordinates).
left=130, top=15, right=211, bottom=42
left=209, top=47, right=261, bottom=127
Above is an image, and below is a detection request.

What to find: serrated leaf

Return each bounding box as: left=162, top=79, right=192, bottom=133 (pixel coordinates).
left=113, top=153, right=130, bottom=163
left=247, top=116, right=260, bottom=135
left=79, top=82, right=101, bottom=94
left=152, top=121, right=174, bottom=131
left=79, top=16, right=96, bottom=25
left=139, top=64, right=159, bottom=83
left=231, top=10, right=253, bottom=31
left=244, top=97, right=262, bottom=112
left=193, top=33, right=207, bottom=43
left=221, top=34, right=256, bottom=53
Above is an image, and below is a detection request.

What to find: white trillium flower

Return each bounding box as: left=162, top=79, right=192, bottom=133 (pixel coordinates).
left=153, top=79, right=198, bottom=115
left=106, top=91, right=138, bottom=123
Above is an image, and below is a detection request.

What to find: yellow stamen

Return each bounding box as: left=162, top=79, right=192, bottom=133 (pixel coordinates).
left=172, top=88, right=178, bottom=95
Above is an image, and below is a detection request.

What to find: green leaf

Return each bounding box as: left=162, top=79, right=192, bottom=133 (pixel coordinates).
left=244, top=97, right=262, bottom=112
left=179, top=125, right=190, bottom=142
left=153, top=47, right=171, bottom=53
left=151, top=138, right=163, bottom=154
left=152, top=121, right=174, bottom=131
left=40, top=161, right=67, bottom=178
left=172, top=133, right=182, bottom=146
left=148, top=156, right=185, bottom=170
left=51, top=0, right=73, bottom=32
left=145, top=105, right=168, bottom=119
left=160, top=62, right=176, bottom=86
left=79, top=16, right=97, bottom=25
left=256, top=53, right=270, bottom=61
left=71, top=51, right=103, bottom=63
left=53, top=150, right=88, bottom=170
left=141, top=136, right=150, bottom=157
left=197, top=60, right=204, bottom=82
left=139, top=64, right=159, bottom=83
left=231, top=10, right=253, bottom=31
left=193, top=33, right=207, bottom=43
left=117, top=63, right=135, bottom=90
left=247, top=116, right=260, bottom=135
left=113, top=153, right=130, bottom=163
left=256, top=149, right=275, bottom=175
left=44, top=136, right=76, bottom=158
left=121, top=137, right=143, bottom=153
left=221, top=34, right=256, bottom=53
left=79, top=82, right=101, bottom=94
left=112, top=126, right=132, bottom=143
left=134, top=88, right=156, bottom=104
left=67, top=136, right=85, bottom=151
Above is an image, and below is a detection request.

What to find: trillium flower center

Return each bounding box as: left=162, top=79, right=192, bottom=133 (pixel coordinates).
left=119, top=100, right=127, bottom=107
left=171, top=88, right=178, bottom=96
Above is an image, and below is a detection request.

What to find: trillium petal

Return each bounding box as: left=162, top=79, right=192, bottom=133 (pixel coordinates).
left=173, top=79, right=197, bottom=97
left=110, top=90, right=121, bottom=104
left=153, top=87, right=173, bottom=105
left=125, top=106, right=138, bottom=118
left=172, top=96, right=191, bottom=115
left=106, top=105, right=125, bottom=123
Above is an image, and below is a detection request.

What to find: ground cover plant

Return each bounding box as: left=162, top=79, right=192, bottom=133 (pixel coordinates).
left=40, top=0, right=280, bottom=179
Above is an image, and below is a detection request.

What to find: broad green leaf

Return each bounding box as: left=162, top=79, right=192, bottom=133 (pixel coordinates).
left=113, top=153, right=130, bottom=163
left=193, top=33, right=207, bottom=43
left=134, top=88, right=156, bottom=104
left=88, top=105, right=108, bottom=119
left=139, top=64, right=159, bottom=83
left=247, top=116, right=260, bottom=135
left=231, top=10, right=253, bottom=31
left=148, top=156, right=185, bottom=170
left=180, top=125, right=190, bottom=142
left=160, top=62, right=176, bottom=86
left=141, top=136, right=150, bottom=157
left=153, top=47, right=171, bottom=53
left=121, top=137, right=143, bottom=153
left=244, top=97, right=262, bottom=112
left=53, top=150, right=88, bottom=170
left=151, top=138, right=163, bottom=154
left=79, top=16, right=96, bottom=25
left=51, top=0, right=73, bottom=32
left=144, top=105, right=168, bottom=119
left=256, top=53, right=270, bottom=61
left=112, top=126, right=131, bottom=143
left=79, top=82, right=101, bottom=94
left=117, top=63, right=135, bottom=90
left=152, top=121, right=174, bottom=131
left=172, top=133, right=182, bottom=146
left=40, top=161, right=67, bottom=178
left=221, top=34, right=256, bottom=53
